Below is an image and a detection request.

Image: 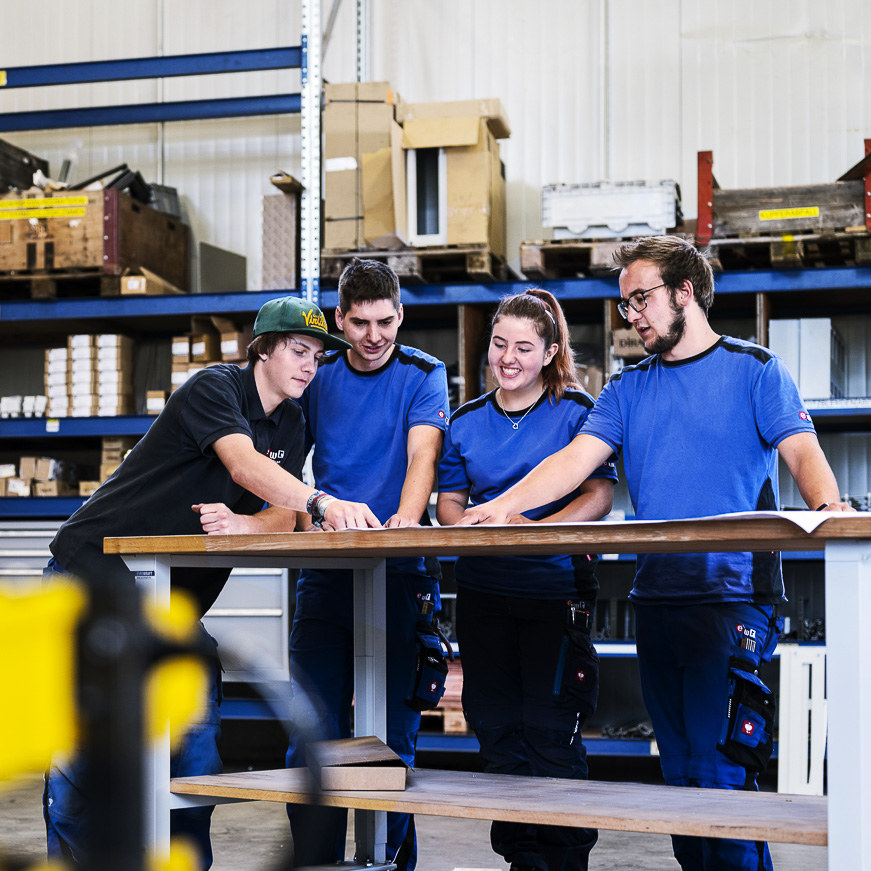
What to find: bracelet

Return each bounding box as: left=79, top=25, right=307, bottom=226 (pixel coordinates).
left=309, top=492, right=337, bottom=523
left=306, top=489, right=326, bottom=515
left=815, top=503, right=831, bottom=511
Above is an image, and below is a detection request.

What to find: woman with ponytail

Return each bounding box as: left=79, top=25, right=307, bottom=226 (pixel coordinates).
left=437, top=288, right=616, bottom=871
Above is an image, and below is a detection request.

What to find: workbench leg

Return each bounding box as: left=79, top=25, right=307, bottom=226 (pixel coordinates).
left=353, top=559, right=388, bottom=864
left=825, top=541, right=871, bottom=870
left=122, top=554, right=172, bottom=860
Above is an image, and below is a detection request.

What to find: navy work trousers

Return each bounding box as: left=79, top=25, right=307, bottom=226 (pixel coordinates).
left=634, top=600, right=779, bottom=871
left=456, top=586, right=600, bottom=871
left=285, top=568, right=438, bottom=869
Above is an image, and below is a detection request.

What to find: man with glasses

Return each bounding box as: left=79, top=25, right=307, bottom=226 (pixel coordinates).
left=460, top=235, right=851, bottom=871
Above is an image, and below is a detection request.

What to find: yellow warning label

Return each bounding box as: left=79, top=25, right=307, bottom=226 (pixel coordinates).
left=759, top=206, right=820, bottom=221
left=0, top=196, right=89, bottom=210
left=0, top=71, right=7, bottom=87
left=0, top=208, right=87, bottom=221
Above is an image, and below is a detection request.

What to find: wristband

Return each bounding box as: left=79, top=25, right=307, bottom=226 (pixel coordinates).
left=310, top=492, right=337, bottom=524
left=306, top=489, right=326, bottom=515
left=815, top=503, right=831, bottom=511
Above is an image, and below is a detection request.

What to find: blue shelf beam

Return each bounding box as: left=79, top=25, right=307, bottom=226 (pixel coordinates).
left=0, top=497, right=84, bottom=518
left=0, top=94, right=302, bottom=133
left=0, top=47, right=302, bottom=89
left=0, top=415, right=154, bottom=439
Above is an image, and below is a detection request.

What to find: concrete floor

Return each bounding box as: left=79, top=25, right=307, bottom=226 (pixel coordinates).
left=1, top=765, right=827, bottom=870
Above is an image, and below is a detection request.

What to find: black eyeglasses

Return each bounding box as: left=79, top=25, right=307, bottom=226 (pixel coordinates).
left=616, top=283, right=667, bottom=320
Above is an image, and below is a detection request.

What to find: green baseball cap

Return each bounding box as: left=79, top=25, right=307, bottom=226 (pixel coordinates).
left=253, top=296, right=350, bottom=351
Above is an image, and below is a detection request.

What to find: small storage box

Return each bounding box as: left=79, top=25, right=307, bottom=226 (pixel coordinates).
left=542, top=180, right=681, bottom=240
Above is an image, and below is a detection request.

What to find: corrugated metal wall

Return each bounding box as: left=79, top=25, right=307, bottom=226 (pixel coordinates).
left=1, top=0, right=869, bottom=284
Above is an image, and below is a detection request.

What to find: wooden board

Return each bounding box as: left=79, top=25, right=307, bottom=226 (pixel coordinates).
left=306, top=737, right=408, bottom=791
left=170, top=767, right=827, bottom=846
left=104, top=513, right=871, bottom=561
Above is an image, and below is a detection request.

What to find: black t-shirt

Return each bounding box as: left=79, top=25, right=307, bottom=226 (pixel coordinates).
left=51, top=363, right=305, bottom=616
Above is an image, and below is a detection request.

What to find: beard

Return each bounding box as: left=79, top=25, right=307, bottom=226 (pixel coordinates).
left=644, top=302, right=687, bottom=355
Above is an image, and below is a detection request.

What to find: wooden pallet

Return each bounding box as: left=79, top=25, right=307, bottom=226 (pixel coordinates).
left=0, top=269, right=122, bottom=299
left=519, top=238, right=628, bottom=280
left=419, top=707, right=469, bottom=734
left=321, top=244, right=507, bottom=285
left=703, top=232, right=871, bottom=271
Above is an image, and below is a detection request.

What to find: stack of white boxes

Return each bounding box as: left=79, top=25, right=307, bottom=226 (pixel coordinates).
left=45, top=347, right=70, bottom=418
left=66, top=334, right=135, bottom=417
left=96, top=334, right=135, bottom=416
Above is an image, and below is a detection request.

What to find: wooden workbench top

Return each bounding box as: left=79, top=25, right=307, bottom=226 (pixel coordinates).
left=170, top=767, right=827, bottom=846
left=105, top=512, right=871, bottom=558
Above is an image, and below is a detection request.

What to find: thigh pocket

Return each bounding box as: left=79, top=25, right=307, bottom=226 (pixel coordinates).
left=716, top=664, right=775, bottom=773
left=553, top=627, right=599, bottom=718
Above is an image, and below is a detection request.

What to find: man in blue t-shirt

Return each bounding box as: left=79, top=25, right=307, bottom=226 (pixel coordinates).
left=288, top=258, right=449, bottom=869
left=460, top=236, right=852, bottom=871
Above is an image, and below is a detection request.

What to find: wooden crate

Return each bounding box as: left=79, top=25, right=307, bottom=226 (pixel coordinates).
left=0, top=190, right=190, bottom=291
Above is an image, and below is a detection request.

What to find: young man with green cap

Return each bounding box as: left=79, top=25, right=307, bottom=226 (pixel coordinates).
left=43, top=296, right=378, bottom=870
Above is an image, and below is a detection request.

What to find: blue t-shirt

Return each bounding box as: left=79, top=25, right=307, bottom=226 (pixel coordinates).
left=300, top=343, right=449, bottom=574
left=581, top=336, right=816, bottom=604
left=439, top=388, right=618, bottom=598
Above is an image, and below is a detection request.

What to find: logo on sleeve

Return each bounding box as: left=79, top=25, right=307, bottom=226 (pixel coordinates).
left=742, top=719, right=756, bottom=736
left=438, top=410, right=446, bottom=419
left=799, top=411, right=812, bottom=422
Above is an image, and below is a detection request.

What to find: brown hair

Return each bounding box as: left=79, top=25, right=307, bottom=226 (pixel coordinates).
left=491, top=288, right=579, bottom=402
left=612, top=235, right=715, bottom=314
left=337, top=257, right=401, bottom=314
left=247, top=332, right=288, bottom=364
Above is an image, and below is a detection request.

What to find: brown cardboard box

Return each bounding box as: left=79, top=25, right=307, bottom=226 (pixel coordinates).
left=146, top=390, right=167, bottom=415
left=6, top=477, right=30, bottom=497
left=362, top=120, right=408, bottom=247
left=612, top=328, right=647, bottom=360
left=121, top=267, right=185, bottom=296
left=101, top=436, right=139, bottom=464
left=34, top=480, right=77, bottom=497
left=0, top=478, right=6, bottom=497
left=323, top=83, right=399, bottom=251
left=172, top=336, right=191, bottom=360
left=0, top=463, right=16, bottom=478
left=396, top=97, right=511, bottom=139
left=79, top=481, right=101, bottom=497
left=401, top=105, right=508, bottom=257
left=306, top=736, right=408, bottom=791
left=578, top=364, right=605, bottom=399
left=99, top=463, right=120, bottom=483
left=221, top=327, right=253, bottom=362
left=262, top=193, right=299, bottom=290
left=190, top=333, right=221, bottom=363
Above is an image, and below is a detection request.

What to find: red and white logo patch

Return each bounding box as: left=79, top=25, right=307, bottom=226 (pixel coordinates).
left=430, top=681, right=438, bottom=693
left=576, top=670, right=586, bottom=683
left=742, top=720, right=756, bottom=736
left=736, top=624, right=744, bottom=634
left=799, top=411, right=810, bottom=421
left=438, top=410, right=446, bottom=419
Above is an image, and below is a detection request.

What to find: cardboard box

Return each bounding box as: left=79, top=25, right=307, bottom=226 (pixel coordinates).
left=190, top=332, right=221, bottom=363
left=323, top=83, right=399, bottom=250
left=146, top=390, right=167, bottom=415
left=220, top=327, right=253, bottom=362
left=68, top=334, right=94, bottom=349
left=306, top=736, right=409, bottom=791
left=396, top=97, right=511, bottom=139
left=402, top=112, right=507, bottom=256
left=79, top=481, right=101, bottom=497
left=101, top=436, right=138, bottom=464
left=34, top=480, right=76, bottom=497
left=99, top=463, right=120, bottom=482
left=578, top=364, right=605, bottom=399
left=6, top=477, right=30, bottom=497
left=612, top=328, right=647, bottom=360
left=0, top=478, right=5, bottom=496
left=362, top=120, right=408, bottom=247
left=172, top=336, right=191, bottom=360
left=0, top=463, right=16, bottom=478
left=121, top=267, right=185, bottom=296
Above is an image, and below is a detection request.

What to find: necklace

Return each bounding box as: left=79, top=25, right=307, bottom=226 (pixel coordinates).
left=497, top=389, right=544, bottom=430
